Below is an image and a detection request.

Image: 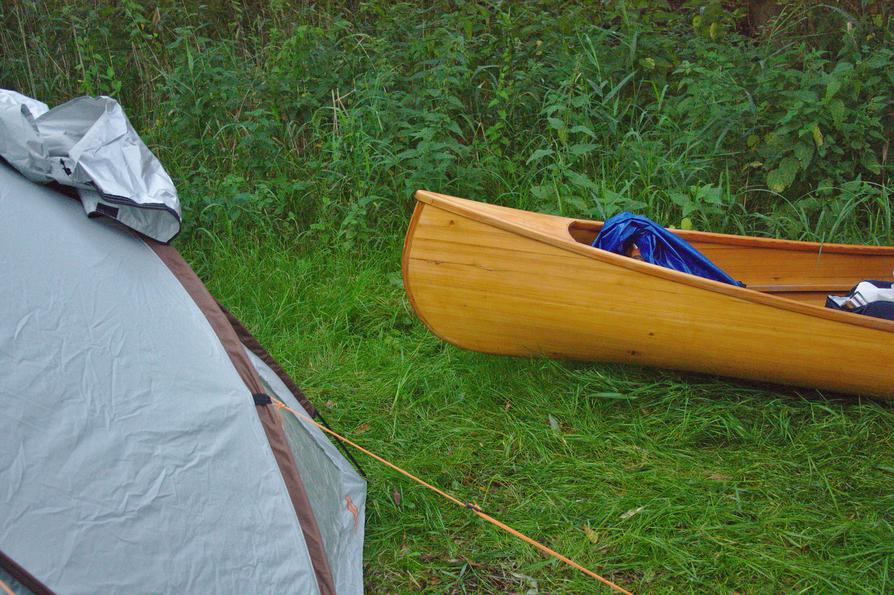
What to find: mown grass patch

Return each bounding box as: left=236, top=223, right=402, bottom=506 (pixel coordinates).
left=185, top=232, right=894, bottom=592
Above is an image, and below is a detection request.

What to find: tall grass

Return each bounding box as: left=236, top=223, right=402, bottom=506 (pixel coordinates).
left=2, top=1, right=892, bottom=245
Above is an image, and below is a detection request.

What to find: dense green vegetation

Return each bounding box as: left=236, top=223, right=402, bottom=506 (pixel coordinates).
left=5, top=0, right=893, bottom=243
left=3, top=1, right=893, bottom=591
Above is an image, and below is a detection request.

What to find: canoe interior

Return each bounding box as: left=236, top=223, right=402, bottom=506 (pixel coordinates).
left=568, top=221, right=894, bottom=306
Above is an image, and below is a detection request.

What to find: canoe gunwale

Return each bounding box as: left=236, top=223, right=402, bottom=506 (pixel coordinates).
left=408, top=190, right=894, bottom=335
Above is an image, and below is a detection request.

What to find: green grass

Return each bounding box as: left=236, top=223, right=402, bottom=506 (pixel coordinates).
left=185, top=231, right=894, bottom=593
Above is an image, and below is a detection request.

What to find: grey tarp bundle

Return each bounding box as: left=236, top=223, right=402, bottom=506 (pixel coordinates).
left=0, top=89, right=180, bottom=242
left=0, top=161, right=365, bottom=592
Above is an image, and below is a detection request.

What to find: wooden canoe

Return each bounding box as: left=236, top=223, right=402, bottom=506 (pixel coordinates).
left=402, top=190, right=894, bottom=398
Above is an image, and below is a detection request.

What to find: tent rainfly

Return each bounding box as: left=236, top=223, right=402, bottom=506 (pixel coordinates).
left=0, top=90, right=366, bottom=594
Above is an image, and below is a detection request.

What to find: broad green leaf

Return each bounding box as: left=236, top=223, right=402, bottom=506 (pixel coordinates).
left=833, top=61, right=853, bottom=74
left=793, top=143, right=814, bottom=168
left=862, top=153, right=882, bottom=175
left=697, top=184, right=723, bottom=204
left=547, top=117, right=565, bottom=131
left=746, top=134, right=760, bottom=148
left=668, top=191, right=690, bottom=208
left=569, top=143, right=597, bottom=156
left=639, top=57, right=656, bottom=71
left=567, top=196, right=589, bottom=211
left=569, top=125, right=597, bottom=139
left=817, top=178, right=835, bottom=194
left=566, top=170, right=595, bottom=189
left=764, top=131, right=784, bottom=147
left=766, top=169, right=786, bottom=193
left=778, top=156, right=800, bottom=185
left=792, top=89, right=817, bottom=104
left=530, top=185, right=553, bottom=200
left=828, top=99, right=845, bottom=129
left=526, top=148, right=554, bottom=165
left=824, top=78, right=841, bottom=101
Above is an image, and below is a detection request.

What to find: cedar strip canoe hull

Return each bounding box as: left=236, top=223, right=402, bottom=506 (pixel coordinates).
left=402, top=191, right=894, bottom=399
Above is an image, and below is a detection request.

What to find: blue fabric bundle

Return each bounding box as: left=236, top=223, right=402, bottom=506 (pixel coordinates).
left=593, top=212, right=744, bottom=286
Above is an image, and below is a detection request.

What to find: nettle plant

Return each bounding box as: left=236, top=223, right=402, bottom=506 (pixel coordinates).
left=668, top=182, right=733, bottom=230
left=674, top=19, right=892, bottom=199
left=6, top=0, right=891, bottom=244
left=750, top=46, right=891, bottom=196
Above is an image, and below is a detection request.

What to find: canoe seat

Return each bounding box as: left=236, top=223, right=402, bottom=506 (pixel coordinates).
left=567, top=221, right=894, bottom=306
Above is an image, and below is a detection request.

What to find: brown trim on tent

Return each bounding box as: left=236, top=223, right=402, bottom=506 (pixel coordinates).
left=145, top=239, right=336, bottom=595
left=217, top=302, right=319, bottom=418
left=255, top=404, right=331, bottom=577
left=0, top=549, right=55, bottom=595
left=145, top=242, right=259, bottom=389
left=219, top=301, right=368, bottom=478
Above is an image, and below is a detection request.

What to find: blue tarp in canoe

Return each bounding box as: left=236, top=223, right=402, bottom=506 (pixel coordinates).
left=593, top=212, right=744, bottom=287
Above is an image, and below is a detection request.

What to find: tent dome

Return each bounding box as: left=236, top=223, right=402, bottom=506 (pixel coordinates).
left=0, top=162, right=364, bottom=593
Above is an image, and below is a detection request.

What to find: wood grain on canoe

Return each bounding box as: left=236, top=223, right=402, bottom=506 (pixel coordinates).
left=402, top=191, right=894, bottom=398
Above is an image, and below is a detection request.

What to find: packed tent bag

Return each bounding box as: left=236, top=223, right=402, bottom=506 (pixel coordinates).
left=826, top=280, right=894, bottom=321
left=592, top=212, right=744, bottom=286
left=0, top=89, right=181, bottom=242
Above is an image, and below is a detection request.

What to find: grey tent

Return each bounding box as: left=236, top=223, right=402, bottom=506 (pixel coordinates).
left=0, top=91, right=365, bottom=594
